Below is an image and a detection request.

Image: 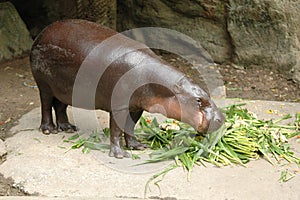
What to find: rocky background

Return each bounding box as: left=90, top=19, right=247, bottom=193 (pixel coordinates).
left=0, top=2, right=32, bottom=61
left=117, top=0, right=300, bottom=85
left=0, top=0, right=299, bottom=84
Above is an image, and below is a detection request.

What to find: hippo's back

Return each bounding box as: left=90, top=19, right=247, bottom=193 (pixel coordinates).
left=31, top=19, right=117, bottom=71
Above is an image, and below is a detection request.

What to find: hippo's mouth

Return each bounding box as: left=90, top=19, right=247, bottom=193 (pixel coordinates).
left=195, top=107, right=225, bottom=135
left=193, top=111, right=209, bottom=135
left=196, top=127, right=209, bottom=137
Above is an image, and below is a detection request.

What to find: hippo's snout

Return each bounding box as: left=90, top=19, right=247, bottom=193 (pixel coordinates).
left=208, top=110, right=225, bottom=133
left=197, top=105, right=225, bottom=135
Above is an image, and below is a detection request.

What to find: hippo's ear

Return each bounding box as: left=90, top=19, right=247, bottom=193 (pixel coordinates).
left=173, top=78, right=185, bottom=94
left=173, top=84, right=182, bottom=94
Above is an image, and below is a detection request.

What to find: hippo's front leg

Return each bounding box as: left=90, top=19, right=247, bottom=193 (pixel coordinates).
left=109, top=112, right=130, bottom=159
left=124, top=111, right=148, bottom=150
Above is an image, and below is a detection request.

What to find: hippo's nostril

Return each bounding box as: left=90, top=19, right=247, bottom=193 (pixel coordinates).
left=215, top=118, right=221, bottom=123
left=215, top=112, right=225, bottom=124
left=213, top=116, right=222, bottom=125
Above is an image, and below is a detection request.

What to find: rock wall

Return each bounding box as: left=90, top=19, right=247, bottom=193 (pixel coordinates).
left=9, top=0, right=117, bottom=37
left=0, top=2, right=33, bottom=62
left=117, top=0, right=232, bottom=64
left=227, top=0, right=300, bottom=80
left=117, top=0, right=300, bottom=84
left=42, top=0, right=116, bottom=29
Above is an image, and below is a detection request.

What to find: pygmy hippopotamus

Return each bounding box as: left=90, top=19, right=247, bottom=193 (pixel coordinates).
left=30, top=19, right=225, bottom=158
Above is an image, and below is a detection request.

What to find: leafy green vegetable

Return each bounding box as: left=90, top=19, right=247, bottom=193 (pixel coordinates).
left=138, top=104, right=300, bottom=170
left=64, top=104, right=300, bottom=190
left=64, top=130, right=109, bottom=153
left=140, top=104, right=300, bottom=195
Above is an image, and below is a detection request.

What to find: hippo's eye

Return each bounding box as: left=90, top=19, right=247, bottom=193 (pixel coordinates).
left=196, top=98, right=201, bottom=105
left=196, top=97, right=210, bottom=109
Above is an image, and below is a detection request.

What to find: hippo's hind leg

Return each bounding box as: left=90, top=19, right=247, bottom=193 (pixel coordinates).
left=38, top=83, right=57, bottom=134
left=124, top=111, right=148, bottom=150
left=53, top=98, right=77, bottom=132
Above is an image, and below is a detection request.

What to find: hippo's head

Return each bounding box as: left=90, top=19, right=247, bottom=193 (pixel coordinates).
left=170, top=77, right=225, bottom=135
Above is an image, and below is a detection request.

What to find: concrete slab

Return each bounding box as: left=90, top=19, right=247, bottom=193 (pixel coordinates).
left=0, top=99, right=299, bottom=199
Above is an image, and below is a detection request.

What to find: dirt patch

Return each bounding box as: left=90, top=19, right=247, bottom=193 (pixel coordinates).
left=0, top=174, right=30, bottom=196
left=220, top=64, right=300, bottom=102
left=158, top=50, right=300, bottom=102
left=0, top=56, right=299, bottom=196
left=0, top=57, right=40, bottom=140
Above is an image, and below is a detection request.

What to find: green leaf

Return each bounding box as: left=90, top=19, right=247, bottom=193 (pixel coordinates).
left=83, top=141, right=110, bottom=151
left=64, top=133, right=80, bottom=142
left=82, top=147, right=91, bottom=154
left=145, top=146, right=190, bottom=164
left=102, top=128, right=110, bottom=138
left=279, top=169, right=295, bottom=182
left=179, top=153, right=194, bottom=171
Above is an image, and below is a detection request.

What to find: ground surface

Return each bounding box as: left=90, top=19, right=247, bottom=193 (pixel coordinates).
left=220, top=64, right=300, bottom=102
left=0, top=100, right=299, bottom=200
left=0, top=56, right=299, bottom=196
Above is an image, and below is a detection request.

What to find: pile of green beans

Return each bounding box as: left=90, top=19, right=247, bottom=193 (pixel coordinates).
left=138, top=104, right=300, bottom=170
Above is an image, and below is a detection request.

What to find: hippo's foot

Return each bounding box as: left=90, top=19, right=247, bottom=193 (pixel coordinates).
left=109, top=145, right=130, bottom=159
left=126, top=136, right=148, bottom=150
left=57, top=122, right=78, bottom=133
left=40, top=123, right=58, bottom=135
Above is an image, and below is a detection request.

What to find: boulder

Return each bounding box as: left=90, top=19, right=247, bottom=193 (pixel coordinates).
left=117, top=0, right=232, bottom=64
left=0, top=2, right=33, bottom=62
left=227, top=0, right=300, bottom=81
left=10, top=0, right=117, bottom=37
left=117, top=0, right=300, bottom=84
